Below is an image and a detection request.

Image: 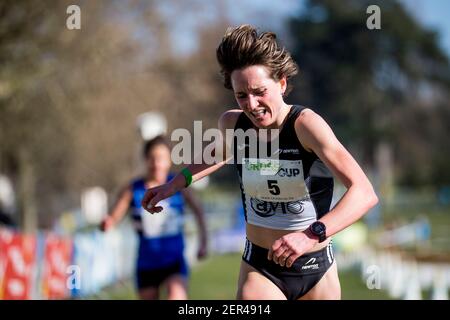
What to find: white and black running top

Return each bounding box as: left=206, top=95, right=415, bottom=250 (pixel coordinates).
left=233, top=105, right=334, bottom=230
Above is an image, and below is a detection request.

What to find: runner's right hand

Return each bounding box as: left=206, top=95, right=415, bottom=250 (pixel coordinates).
left=141, top=182, right=177, bottom=214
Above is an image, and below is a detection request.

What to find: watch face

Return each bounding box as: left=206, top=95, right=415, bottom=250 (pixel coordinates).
left=312, top=222, right=325, bottom=235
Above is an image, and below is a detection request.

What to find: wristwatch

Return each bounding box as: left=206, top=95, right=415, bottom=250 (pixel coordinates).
left=309, top=221, right=327, bottom=243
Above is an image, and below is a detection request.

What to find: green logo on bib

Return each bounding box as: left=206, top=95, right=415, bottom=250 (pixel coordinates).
left=245, top=160, right=280, bottom=172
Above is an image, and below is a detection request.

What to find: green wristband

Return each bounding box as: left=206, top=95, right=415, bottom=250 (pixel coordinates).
left=181, top=167, right=193, bottom=187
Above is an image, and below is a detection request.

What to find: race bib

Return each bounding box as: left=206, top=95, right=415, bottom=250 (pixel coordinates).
left=141, top=200, right=183, bottom=238
left=242, top=158, right=309, bottom=202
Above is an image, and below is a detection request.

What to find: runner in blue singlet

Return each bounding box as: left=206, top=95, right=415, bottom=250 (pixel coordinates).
left=101, top=135, right=208, bottom=300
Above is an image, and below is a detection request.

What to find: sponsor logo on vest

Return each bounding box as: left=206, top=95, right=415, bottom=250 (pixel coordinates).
left=275, top=167, right=300, bottom=177
left=250, top=198, right=305, bottom=217
left=271, top=148, right=300, bottom=156
left=245, top=160, right=281, bottom=172
left=282, top=149, right=300, bottom=154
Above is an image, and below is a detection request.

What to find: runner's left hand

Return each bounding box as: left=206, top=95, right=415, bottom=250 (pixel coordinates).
left=268, top=231, right=318, bottom=268
left=197, top=238, right=208, bottom=260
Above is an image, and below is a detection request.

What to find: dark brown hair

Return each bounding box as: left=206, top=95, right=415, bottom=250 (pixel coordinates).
left=143, top=135, right=171, bottom=158
left=216, top=24, right=298, bottom=95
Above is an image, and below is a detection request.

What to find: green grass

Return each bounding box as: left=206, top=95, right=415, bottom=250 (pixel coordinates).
left=90, top=253, right=393, bottom=300
left=189, top=254, right=240, bottom=299
left=338, top=267, right=392, bottom=300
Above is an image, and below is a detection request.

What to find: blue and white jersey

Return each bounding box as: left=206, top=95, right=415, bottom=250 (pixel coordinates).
left=129, top=175, right=186, bottom=270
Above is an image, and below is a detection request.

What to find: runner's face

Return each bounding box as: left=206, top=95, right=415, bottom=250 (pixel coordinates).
left=146, top=144, right=171, bottom=181
left=231, top=65, right=286, bottom=128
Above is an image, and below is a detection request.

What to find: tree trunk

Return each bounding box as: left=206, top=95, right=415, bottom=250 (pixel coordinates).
left=17, top=147, right=37, bottom=233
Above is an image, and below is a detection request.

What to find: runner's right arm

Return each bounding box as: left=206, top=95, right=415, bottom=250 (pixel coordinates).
left=141, top=110, right=241, bottom=214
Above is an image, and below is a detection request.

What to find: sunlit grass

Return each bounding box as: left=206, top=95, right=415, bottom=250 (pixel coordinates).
left=90, top=253, right=393, bottom=300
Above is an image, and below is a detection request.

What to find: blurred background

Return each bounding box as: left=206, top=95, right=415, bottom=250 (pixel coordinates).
left=0, top=0, right=449, bottom=300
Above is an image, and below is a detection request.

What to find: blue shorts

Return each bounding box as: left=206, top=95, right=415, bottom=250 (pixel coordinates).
left=135, top=257, right=188, bottom=289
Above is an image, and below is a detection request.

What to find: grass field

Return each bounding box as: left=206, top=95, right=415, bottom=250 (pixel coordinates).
left=92, top=253, right=392, bottom=300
